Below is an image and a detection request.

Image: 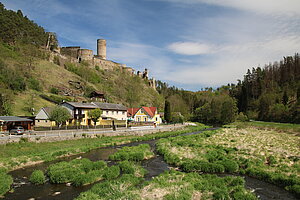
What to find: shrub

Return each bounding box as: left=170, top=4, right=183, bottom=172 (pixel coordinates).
left=29, top=170, right=46, bottom=185
left=27, top=77, right=42, bottom=91
left=50, top=87, right=59, bottom=94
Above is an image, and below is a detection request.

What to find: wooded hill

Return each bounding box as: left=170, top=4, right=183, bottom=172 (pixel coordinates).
left=229, top=54, right=300, bottom=123
left=0, top=3, right=163, bottom=116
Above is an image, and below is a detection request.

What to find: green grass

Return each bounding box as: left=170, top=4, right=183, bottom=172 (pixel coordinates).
left=29, top=170, right=46, bottom=185
left=0, top=168, right=13, bottom=197
left=232, top=121, right=300, bottom=134
left=47, top=158, right=107, bottom=186
left=109, top=144, right=154, bottom=161
left=0, top=125, right=208, bottom=170
left=156, top=126, right=300, bottom=196
left=76, top=170, right=257, bottom=200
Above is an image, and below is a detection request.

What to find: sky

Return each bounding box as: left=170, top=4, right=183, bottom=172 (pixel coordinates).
left=2, top=0, right=300, bottom=91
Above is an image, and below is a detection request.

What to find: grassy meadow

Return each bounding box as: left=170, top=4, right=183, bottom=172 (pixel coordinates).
left=157, top=125, right=300, bottom=196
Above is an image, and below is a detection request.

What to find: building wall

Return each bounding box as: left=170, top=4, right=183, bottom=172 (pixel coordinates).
left=102, top=110, right=127, bottom=120
left=60, top=46, right=80, bottom=58
left=78, top=49, right=94, bottom=61
left=133, top=109, right=162, bottom=124
left=94, top=57, right=121, bottom=70
left=35, top=119, right=55, bottom=127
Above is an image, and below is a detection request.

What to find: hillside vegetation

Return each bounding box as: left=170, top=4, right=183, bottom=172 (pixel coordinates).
left=0, top=3, right=163, bottom=116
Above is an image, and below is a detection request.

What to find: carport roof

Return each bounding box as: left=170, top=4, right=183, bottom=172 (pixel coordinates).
left=0, top=116, right=33, bottom=122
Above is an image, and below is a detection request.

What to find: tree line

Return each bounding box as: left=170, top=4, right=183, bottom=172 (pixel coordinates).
left=158, top=54, right=300, bottom=125
left=229, top=54, right=300, bottom=123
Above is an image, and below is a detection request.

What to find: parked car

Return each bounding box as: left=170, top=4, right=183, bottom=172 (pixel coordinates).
left=9, top=126, right=25, bottom=134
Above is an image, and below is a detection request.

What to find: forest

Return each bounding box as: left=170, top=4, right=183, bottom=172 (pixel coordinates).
left=157, top=54, right=300, bottom=124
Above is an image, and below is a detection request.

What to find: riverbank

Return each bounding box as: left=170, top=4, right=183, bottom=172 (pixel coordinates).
left=0, top=124, right=203, bottom=171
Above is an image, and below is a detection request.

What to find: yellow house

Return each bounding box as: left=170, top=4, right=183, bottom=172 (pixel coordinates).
left=36, top=102, right=128, bottom=127
left=127, top=107, right=162, bottom=124
left=61, top=102, right=127, bottom=126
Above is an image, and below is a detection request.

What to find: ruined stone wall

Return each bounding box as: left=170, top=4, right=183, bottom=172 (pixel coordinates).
left=60, top=46, right=80, bottom=58
left=78, top=49, right=93, bottom=61
left=94, top=57, right=121, bottom=70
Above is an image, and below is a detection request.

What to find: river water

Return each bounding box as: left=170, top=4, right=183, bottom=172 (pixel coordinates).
left=4, top=129, right=298, bottom=200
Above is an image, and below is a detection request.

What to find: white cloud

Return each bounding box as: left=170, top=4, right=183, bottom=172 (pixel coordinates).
left=161, top=35, right=300, bottom=87
left=167, top=42, right=213, bottom=55
left=156, top=0, right=300, bottom=16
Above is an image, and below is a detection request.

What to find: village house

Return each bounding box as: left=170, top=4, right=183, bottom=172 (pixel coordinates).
left=127, top=107, right=162, bottom=124
left=35, top=107, right=56, bottom=127
left=36, top=102, right=128, bottom=127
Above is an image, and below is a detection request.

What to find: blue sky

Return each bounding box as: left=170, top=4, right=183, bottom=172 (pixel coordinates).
left=3, top=0, right=300, bottom=91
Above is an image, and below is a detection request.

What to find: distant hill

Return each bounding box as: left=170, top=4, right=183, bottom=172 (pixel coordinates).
left=0, top=3, right=163, bottom=116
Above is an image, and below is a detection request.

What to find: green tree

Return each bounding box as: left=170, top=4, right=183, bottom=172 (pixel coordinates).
left=164, top=100, right=171, bottom=123
left=49, top=106, right=71, bottom=127
left=0, top=91, right=12, bottom=115
left=88, top=108, right=102, bottom=126
left=221, top=97, right=238, bottom=124
left=282, top=90, right=288, bottom=105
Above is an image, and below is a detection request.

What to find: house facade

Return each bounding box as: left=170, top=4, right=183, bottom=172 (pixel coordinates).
left=35, top=107, right=56, bottom=127
left=60, top=102, right=127, bottom=126
left=127, top=107, right=162, bottom=124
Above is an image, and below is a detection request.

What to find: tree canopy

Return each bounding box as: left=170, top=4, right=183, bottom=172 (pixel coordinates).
left=88, top=108, right=103, bottom=126
left=49, top=106, right=71, bottom=127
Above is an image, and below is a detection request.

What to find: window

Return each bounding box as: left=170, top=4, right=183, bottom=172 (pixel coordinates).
left=156, top=117, right=158, bottom=121
left=137, top=117, right=140, bottom=122
left=144, top=118, right=147, bottom=122
left=122, top=111, right=125, bottom=114
left=37, top=120, right=40, bottom=122
left=45, top=120, right=48, bottom=123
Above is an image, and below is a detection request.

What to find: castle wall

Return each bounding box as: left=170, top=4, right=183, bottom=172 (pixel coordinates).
left=93, top=57, right=120, bottom=70
left=78, top=49, right=93, bottom=61
left=61, top=46, right=80, bottom=58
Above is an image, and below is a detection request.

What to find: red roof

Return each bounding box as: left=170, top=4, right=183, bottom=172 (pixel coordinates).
left=127, top=108, right=139, bottom=117
left=127, top=107, right=157, bottom=118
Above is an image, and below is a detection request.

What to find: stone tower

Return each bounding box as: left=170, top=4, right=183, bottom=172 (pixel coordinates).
left=97, top=39, right=106, bottom=60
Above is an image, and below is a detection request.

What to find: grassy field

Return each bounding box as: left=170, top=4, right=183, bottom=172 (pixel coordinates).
left=157, top=126, right=300, bottom=196
left=0, top=125, right=208, bottom=170
left=76, top=170, right=257, bottom=200
left=0, top=125, right=207, bottom=197
left=232, top=121, right=300, bottom=135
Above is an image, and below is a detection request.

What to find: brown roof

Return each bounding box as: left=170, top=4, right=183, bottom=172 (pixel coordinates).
left=92, top=102, right=127, bottom=111
left=43, top=107, right=54, bottom=117
left=64, top=102, right=98, bottom=109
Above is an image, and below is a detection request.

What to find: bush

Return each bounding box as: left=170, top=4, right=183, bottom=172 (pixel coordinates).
left=50, top=87, right=59, bottom=94
left=236, top=112, right=249, bottom=122
left=27, top=77, right=42, bottom=91
left=29, top=170, right=46, bottom=185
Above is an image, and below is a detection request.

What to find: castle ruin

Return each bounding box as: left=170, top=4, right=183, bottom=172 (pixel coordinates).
left=57, top=39, right=156, bottom=89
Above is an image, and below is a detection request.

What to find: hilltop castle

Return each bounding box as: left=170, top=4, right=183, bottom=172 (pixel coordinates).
left=53, top=39, right=156, bottom=89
